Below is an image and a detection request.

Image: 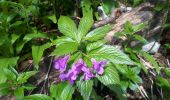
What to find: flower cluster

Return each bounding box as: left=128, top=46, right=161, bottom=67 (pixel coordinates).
left=53, top=55, right=107, bottom=85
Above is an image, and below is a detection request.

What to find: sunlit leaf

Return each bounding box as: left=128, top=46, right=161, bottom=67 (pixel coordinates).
left=85, top=25, right=112, bottom=41
left=58, top=16, right=78, bottom=40
left=77, top=79, right=93, bottom=100
left=88, top=45, right=134, bottom=65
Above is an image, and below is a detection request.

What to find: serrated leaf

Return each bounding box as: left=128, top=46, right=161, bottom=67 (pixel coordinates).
left=97, top=66, right=120, bottom=85
left=50, top=82, right=75, bottom=100
left=76, top=80, right=93, bottom=100
left=24, top=94, right=53, bottom=100
left=51, top=41, right=78, bottom=56
left=32, top=43, right=51, bottom=69
left=78, top=13, right=93, bottom=41
left=86, top=40, right=106, bottom=52
left=52, top=36, right=75, bottom=46
left=85, top=25, right=112, bottom=41
left=88, top=45, right=134, bottom=65
left=17, top=71, right=38, bottom=84
left=58, top=16, right=78, bottom=40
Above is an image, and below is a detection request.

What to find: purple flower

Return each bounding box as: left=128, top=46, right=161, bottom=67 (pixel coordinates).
left=71, top=59, right=84, bottom=74
left=91, top=59, right=107, bottom=75
left=65, top=69, right=78, bottom=85
left=82, top=66, right=94, bottom=80
left=53, top=55, right=70, bottom=72
left=59, top=69, right=78, bottom=85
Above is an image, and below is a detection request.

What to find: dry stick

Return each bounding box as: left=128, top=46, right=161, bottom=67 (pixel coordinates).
left=149, top=78, right=154, bottom=100
left=167, top=59, right=170, bottom=68
left=40, top=56, right=54, bottom=94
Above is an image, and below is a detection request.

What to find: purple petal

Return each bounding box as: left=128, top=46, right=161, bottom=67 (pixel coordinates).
left=59, top=73, right=67, bottom=81
left=91, top=59, right=107, bottom=75
left=53, top=55, right=70, bottom=72
left=72, top=59, right=87, bottom=74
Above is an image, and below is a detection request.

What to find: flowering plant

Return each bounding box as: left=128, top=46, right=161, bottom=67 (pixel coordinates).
left=50, top=1, right=134, bottom=100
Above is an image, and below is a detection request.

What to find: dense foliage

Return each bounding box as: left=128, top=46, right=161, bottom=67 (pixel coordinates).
left=0, top=0, right=170, bottom=100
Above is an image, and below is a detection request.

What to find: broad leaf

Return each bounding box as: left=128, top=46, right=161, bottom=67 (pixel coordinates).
left=24, top=32, right=49, bottom=41
left=86, top=40, right=106, bottom=52
left=85, top=25, right=112, bottom=41
left=0, top=57, right=19, bottom=68
left=17, top=71, right=38, bottom=84
left=88, top=45, right=134, bottom=65
left=50, top=82, right=75, bottom=100
left=58, top=16, right=78, bottom=40
left=24, top=94, right=53, bottom=100
left=78, top=12, right=93, bottom=41
left=52, top=36, right=75, bottom=46
left=97, top=66, right=120, bottom=85
left=32, top=43, right=51, bottom=69
left=76, top=80, right=93, bottom=100
left=51, top=41, right=78, bottom=56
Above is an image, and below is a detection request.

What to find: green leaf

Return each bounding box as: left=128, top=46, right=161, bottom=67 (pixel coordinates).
left=22, top=84, right=36, bottom=90
left=85, top=25, right=112, bottom=41
left=164, top=68, right=170, bottom=77
left=48, top=14, right=57, bottom=24
left=133, top=34, right=148, bottom=44
left=32, top=43, right=51, bottom=69
left=97, top=66, right=120, bottom=85
left=3, top=68, right=16, bottom=81
left=133, top=22, right=146, bottom=32
left=51, top=41, right=78, bottom=56
left=120, top=81, right=129, bottom=92
left=129, top=82, right=138, bottom=91
left=78, top=12, right=93, bottom=41
left=52, top=36, right=76, bottom=46
left=124, top=21, right=133, bottom=35
left=0, top=70, right=7, bottom=83
left=11, top=33, right=20, bottom=44
left=58, top=16, right=78, bottom=40
left=88, top=45, right=134, bottom=65
left=17, top=71, right=38, bottom=84
left=141, top=51, right=160, bottom=73
left=76, top=80, right=93, bottom=100
left=50, top=82, right=75, bottom=100
left=0, top=83, right=11, bottom=95
left=24, top=32, right=49, bottom=41
left=14, top=87, right=24, bottom=100
left=86, top=40, right=106, bottom=52
left=24, top=94, right=53, bottom=100
left=0, top=57, right=19, bottom=68
left=156, top=76, right=170, bottom=89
